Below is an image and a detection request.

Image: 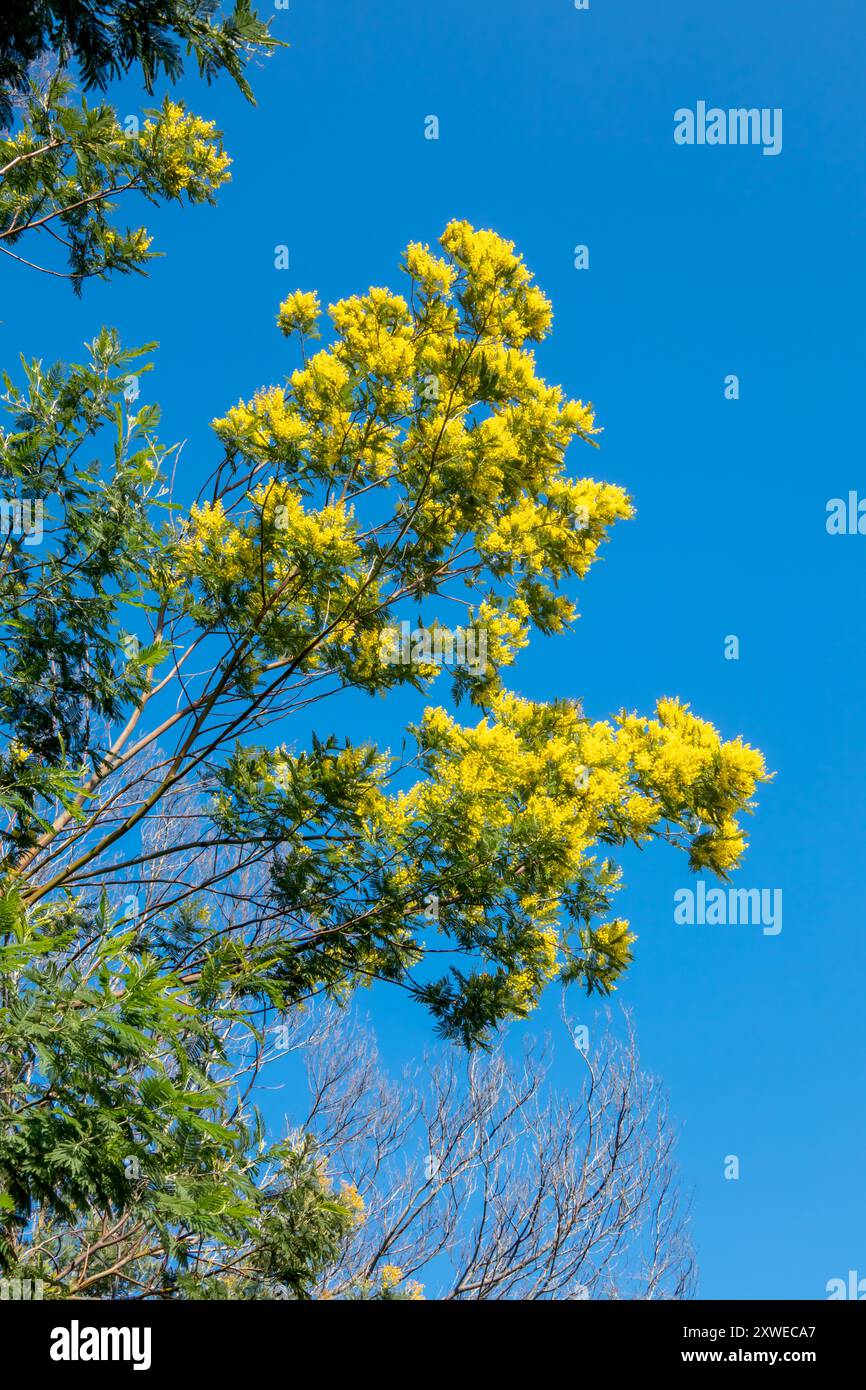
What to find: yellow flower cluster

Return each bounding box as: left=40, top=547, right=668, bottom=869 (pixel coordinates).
left=480, top=480, right=632, bottom=582
left=278, top=290, right=321, bottom=338
left=330, top=287, right=416, bottom=380
left=202, top=223, right=632, bottom=678
left=417, top=690, right=768, bottom=875
left=345, top=691, right=768, bottom=1016
left=508, top=923, right=562, bottom=1012
left=175, top=485, right=360, bottom=599
left=618, top=698, right=768, bottom=872
left=290, top=349, right=352, bottom=416
left=376, top=1265, right=425, bottom=1299
left=403, top=241, right=458, bottom=295
left=473, top=598, right=530, bottom=669
left=101, top=225, right=153, bottom=259
left=143, top=99, right=232, bottom=200
left=440, top=220, right=553, bottom=344
left=339, top=1181, right=366, bottom=1224
left=213, top=386, right=311, bottom=455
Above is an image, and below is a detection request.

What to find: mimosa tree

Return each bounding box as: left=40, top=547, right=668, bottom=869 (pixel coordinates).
left=0, top=220, right=767, bottom=1295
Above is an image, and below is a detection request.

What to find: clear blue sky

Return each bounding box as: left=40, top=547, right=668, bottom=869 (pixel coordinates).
left=4, top=0, right=865, bottom=1299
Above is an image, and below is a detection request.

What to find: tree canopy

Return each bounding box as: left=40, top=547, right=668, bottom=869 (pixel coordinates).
left=0, top=223, right=768, bottom=1048
left=0, top=216, right=768, bottom=1299
left=0, top=0, right=277, bottom=125
left=0, top=6, right=767, bottom=1297
left=0, top=1, right=276, bottom=289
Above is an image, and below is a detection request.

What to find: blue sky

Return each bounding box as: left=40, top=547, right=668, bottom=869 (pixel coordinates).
left=3, top=0, right=865, bottom=1299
